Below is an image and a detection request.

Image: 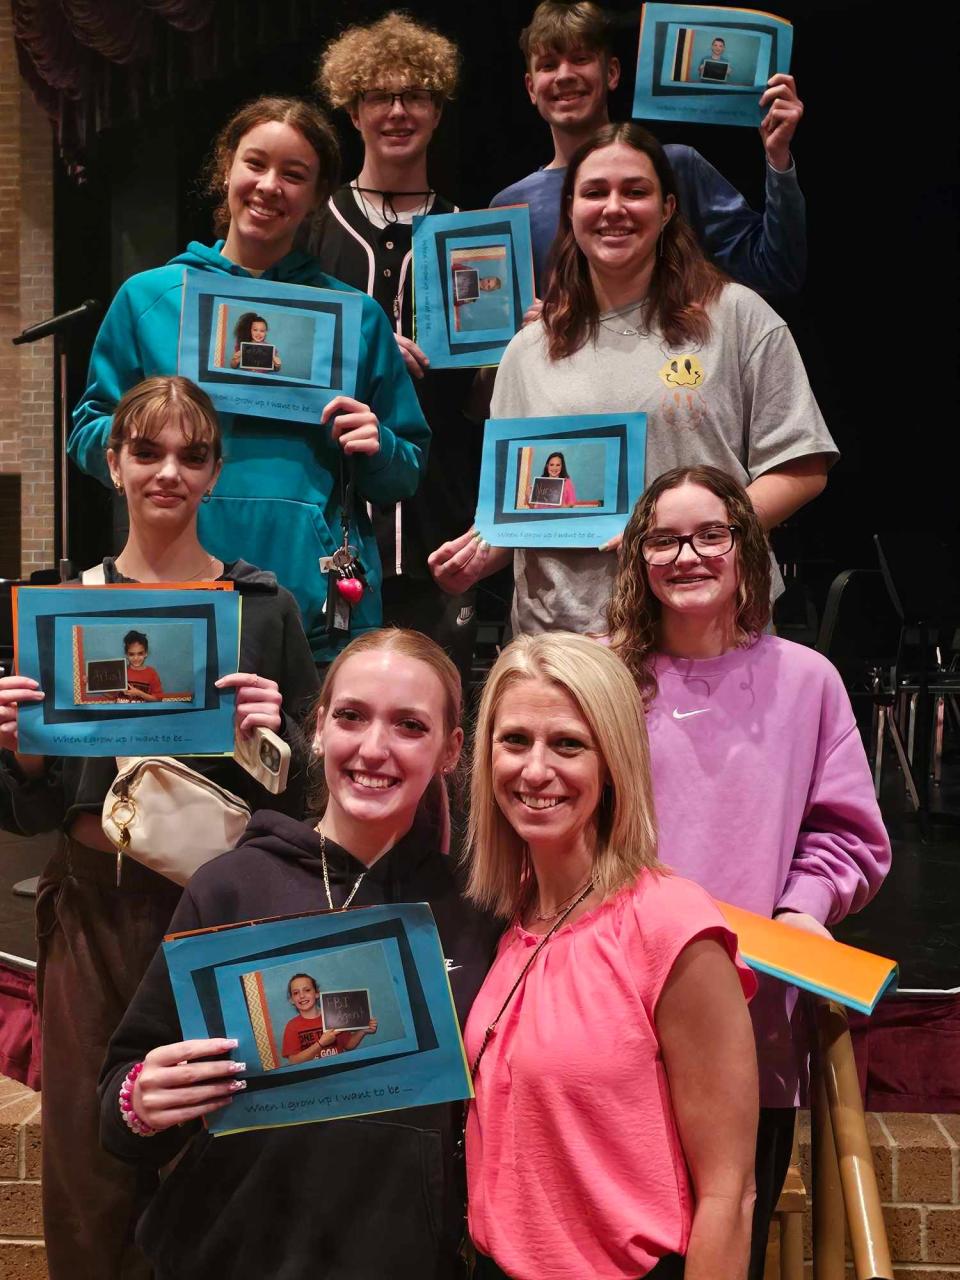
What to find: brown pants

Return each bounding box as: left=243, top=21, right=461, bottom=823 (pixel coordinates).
left=36, top=838, right=182, bottom=1280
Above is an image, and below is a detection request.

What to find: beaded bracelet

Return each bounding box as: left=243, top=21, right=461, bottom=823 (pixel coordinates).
left=118, top=1062, right=155, bottom=1137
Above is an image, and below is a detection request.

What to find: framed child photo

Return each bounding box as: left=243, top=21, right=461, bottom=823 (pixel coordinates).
left=163, top=903, right=473, bottom=1135
left=13, top=584, right=240, bottom=757
left=178, top=269, right=364, bottom=424
left=475, top=413, right=647, bottom=549
left=412, top=207, right=535, bottom=369
left=633, top=3, right=793, bottom=128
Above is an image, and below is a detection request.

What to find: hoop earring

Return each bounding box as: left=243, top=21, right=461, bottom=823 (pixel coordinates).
left=113, top=480, right=124, bottom=495
left=202, top=490, right=213, bottom=503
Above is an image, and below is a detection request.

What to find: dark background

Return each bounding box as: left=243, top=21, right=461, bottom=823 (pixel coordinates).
left=53, top=0, right=959, bottom=606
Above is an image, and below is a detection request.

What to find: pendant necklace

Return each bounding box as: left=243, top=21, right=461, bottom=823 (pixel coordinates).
left=317, top=830, right=366, bottom=911
left=598, top=299, right=648, bottom=337
left=352, top=181, right=433, bottom=225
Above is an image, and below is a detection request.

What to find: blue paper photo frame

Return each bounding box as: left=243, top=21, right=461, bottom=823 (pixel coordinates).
left=412, top=207, right=535, bottom=369
left=163, top=903, right=472, bottom=1134
left=178, top=269, right=363, bottom=424
left=476, top=414, right=647, bottom=549
left=13, top=586, right=241, bottom=756
left=633, top=3, right=793, bottom=128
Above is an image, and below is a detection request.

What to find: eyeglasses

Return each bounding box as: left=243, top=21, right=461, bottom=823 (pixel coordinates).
left=639, top=524, right=738, bottom=565
left=359, top=89, right=436, bottom=113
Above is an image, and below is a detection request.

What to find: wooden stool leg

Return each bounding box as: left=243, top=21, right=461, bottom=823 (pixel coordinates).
left=779, top=1211, right=803, bottom=1280
left=812, top=1064, right=845, bottom=1279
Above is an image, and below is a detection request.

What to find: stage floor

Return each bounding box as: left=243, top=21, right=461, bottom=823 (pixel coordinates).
left=835, top=750, right=960, bottom=992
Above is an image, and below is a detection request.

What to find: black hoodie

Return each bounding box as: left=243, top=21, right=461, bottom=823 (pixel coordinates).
left=99, top=810, right=501, bottom=1280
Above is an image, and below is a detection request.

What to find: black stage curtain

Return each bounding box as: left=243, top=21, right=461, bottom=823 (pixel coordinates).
left=13, top=0, right=328, bottom=171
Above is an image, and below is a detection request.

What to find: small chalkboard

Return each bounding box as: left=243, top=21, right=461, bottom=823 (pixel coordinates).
left=700, top=59, right=729, bottom=81
left=239, top=341, right=276, bottom=370
left=453, top=268, right=480, bottom=302
left=321, top=989, right=371, bottom=1033
left=85, top=658, right=128, bottom=694
left=530, top=476, right=564, bottom=506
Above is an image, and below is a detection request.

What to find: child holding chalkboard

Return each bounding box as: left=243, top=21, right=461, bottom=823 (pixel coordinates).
left=123, top=630, right=164, bottom=701
left=281, top=973, right=377, bottom=1063
left=229, top=312, right=282, bottom=371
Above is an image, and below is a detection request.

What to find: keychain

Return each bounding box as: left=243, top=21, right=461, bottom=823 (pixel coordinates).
left=322, top=456, right=367, bottom=640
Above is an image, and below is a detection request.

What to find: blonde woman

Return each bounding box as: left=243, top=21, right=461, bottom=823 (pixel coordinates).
left=464, top=633, right=758, bottom=1280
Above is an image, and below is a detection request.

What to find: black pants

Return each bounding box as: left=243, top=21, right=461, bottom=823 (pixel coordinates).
left=37, top=838, right=182, bottom=1279
left=749, top=1106, right=798, bottom=1280
left=474, top=1253, right=684, bottom=1278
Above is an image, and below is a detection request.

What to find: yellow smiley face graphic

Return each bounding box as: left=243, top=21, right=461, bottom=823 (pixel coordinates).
left=659, top=355, right=705, bottom=388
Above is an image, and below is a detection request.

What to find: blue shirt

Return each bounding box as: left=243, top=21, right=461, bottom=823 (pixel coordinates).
left=491, top=143, right=805, bottom=297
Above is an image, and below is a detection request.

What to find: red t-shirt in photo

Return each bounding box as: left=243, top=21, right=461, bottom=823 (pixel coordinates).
left=281, top=1015, right=340, bottom=1060
left=126, top=665, right=163, bottom=698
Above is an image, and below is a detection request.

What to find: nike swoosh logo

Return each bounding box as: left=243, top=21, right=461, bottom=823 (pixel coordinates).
left=444, top=959, right=462, bottom=973
left=672, top=707, right=710, bottom=720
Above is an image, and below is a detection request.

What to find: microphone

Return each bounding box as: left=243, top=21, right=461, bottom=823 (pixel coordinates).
left=12, top=299, right=100, bottom=345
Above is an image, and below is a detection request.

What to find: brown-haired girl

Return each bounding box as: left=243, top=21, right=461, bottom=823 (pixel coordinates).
left=0, top=375, right=319, bottom=1278
left=98, top=629, right=497, bottom=1280
left=429, top=123, right=836, bottom=638
left=609, top=465, right=890, bottom=1280
left=69, top=96, right=430, bottom=667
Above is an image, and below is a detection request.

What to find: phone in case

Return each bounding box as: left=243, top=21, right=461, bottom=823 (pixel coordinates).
left=234, top=726, right=290, bottom=795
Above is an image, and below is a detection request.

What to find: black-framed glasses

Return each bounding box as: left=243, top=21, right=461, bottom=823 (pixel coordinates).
left=360, top=88, right=436, bottom=112
left=640, top=524, right=738, bottom=565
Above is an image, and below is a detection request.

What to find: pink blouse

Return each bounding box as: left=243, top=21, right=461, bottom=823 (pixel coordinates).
left=465, top=870, right=756, bottom=1280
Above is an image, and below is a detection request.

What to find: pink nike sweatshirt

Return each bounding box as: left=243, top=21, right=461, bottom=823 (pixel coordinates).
left=647, top=634, right=891, bottom=1105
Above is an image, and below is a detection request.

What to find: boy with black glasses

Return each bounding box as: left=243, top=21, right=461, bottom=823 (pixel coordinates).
left=316, top=13, right=480, bottom=682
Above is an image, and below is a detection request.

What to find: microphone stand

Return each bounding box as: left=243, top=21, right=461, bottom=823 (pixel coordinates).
left=12, top=300, right=100, bottom=581
left=9, top=301, right=99, bottom=902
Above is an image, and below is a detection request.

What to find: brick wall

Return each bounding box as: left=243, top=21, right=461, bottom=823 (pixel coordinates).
left=0, top=6, right=56, bottom=578
left=1, top=1074, right=958, bottom=1277
left=793, top=1110, right=960, bottom=1277
left=0, top=1076, right=44, bottom=1279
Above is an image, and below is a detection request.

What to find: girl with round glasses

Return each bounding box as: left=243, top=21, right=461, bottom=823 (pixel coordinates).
left=608, top=465, right=891, bottom=1280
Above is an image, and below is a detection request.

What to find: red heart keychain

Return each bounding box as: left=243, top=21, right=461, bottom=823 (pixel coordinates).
left=336, top=577, right=364, bottom=605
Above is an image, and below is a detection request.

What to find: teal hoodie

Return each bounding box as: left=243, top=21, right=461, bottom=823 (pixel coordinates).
left=69, top=241, right=430, bottom=663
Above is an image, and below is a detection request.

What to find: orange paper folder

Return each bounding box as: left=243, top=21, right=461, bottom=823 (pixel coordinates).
left=717, top=902, right=898, bottom=1015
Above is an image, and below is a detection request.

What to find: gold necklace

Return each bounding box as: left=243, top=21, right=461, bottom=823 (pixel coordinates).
left=115, top=553, right=220, bottom=583
left=531, top=877, right=596, bottom=924
left=318, top=830, right=366, bottom=911
left=180, top=555, right=221, bottom=582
